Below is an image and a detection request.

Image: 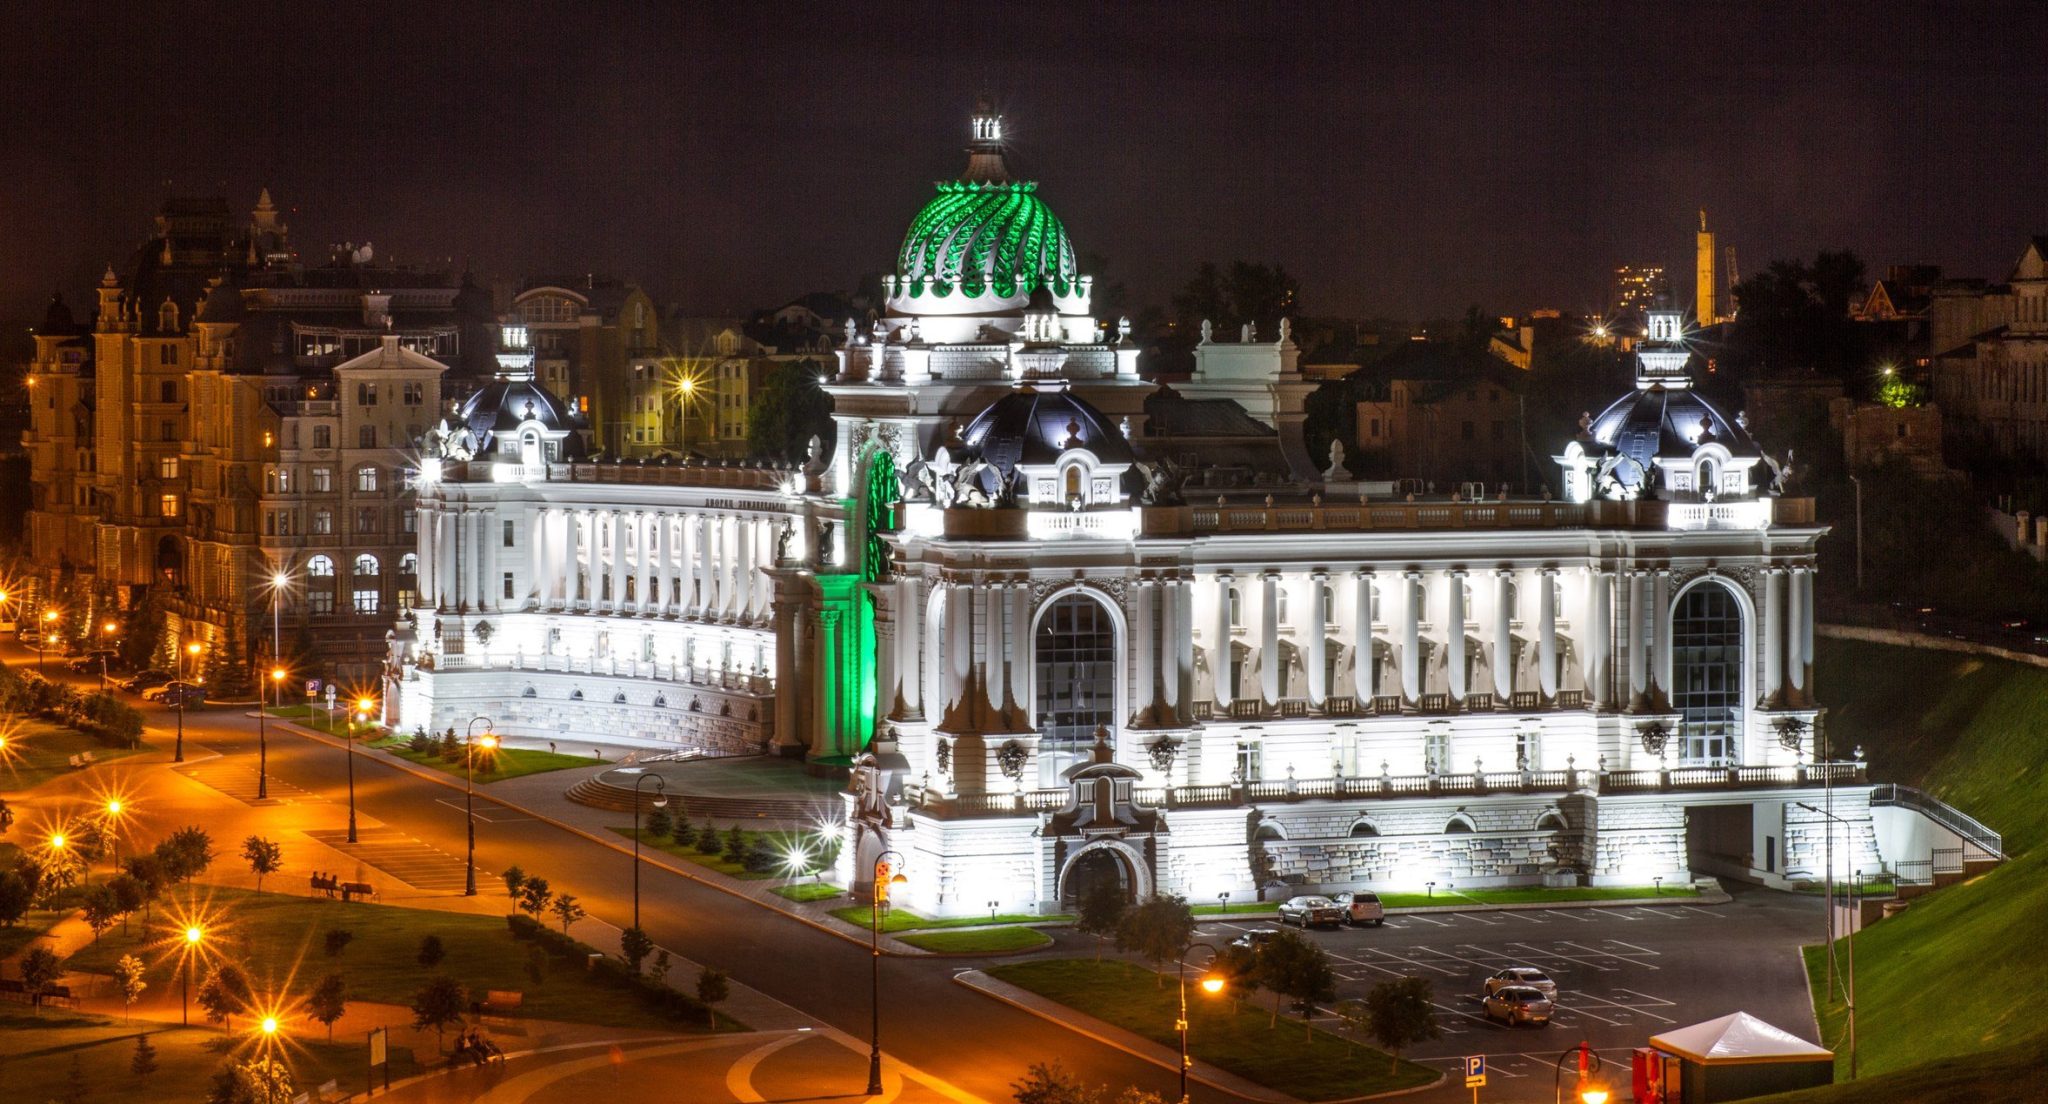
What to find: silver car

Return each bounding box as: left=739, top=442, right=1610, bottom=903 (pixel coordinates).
left=1277, top=895, right=1343, bottom=928
left=1483, top=966, right=1557, bottom=999
left=1483, top=985, right=1554, bottom=1026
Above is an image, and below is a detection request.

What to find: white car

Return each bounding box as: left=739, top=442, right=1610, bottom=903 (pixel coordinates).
left=1483, top=967, right=1557, bottom=999
left=1342, top=891, right=1386, bottom=926
left=1482, top=985, right=1554, bottom=1026
left=1277, top=895, right=1343, bottom=928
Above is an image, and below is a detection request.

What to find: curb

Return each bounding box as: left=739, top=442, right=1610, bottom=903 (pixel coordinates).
left=268, top=717, right=901, bottom=957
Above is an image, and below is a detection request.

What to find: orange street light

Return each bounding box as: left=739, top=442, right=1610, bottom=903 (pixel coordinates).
left=180, top=924, right=208, bottom=1025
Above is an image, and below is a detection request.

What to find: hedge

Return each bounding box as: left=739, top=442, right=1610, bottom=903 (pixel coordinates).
left=0, top=665, right=144, bottom=747
left=505, top=913, right=717, bottom=1023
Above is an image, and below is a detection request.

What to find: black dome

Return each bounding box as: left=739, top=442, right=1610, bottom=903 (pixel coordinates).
left=1586, top=385, right=1755, bottom=489
left=455, top=377, right=588, bottom=457
left=960, top=387, right=1132, bottom=473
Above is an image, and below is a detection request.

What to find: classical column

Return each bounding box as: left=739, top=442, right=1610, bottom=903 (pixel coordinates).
left=1537, top=568, right=1559, bottom=698
left=1401, top=570, right=1422, bottom=703
left=1626, top=570, right=1648, bottom=708
left=872, top=586, right=895, bottom=729
left=1492, top=569, right=1513, bottom=700
left=1213, top=572, right=1234, bottom=707
left=653, top=513, right=672, bottom=616
left=1169, top=576, right=1193, bottom=717
left=1352, top=570, right=1375, bottom=700
left=736, top=516, right=754, bottom=621
left=481, top=508, right=499, bottom=611
left=1306, top=571, right=1329, bottom=707
left=418, top=503, right=439, bottom=610
left=1651, top=567, right=1671, bottom=704
left=981, top=576, right=1003, bottom=711
left=440, top=508, right=460, bottom=611
left=1259, top=571, right=1281, bottom=705
left=1762, top=567, right=1784, bottom=705
left=609, top=511, right=628, bottom=612
left=1791, top=566, right=1813, bottom=702
left=1131, top=577, right=1155, bottom=722
left=1588, top=567, right=1611, bottom=709
left=694, top=513, right=713, bottom=617
left=896, top=575, right=922, bottom=719
left=636, top=511, right=655, bottom=615
left=1009, top=580, right=1032, bottom=714
left=1446, top=569, right=1468, bottom=701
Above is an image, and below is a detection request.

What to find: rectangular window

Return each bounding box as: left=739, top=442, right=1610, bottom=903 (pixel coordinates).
left=158, top=456, right=179, bottom=479
left=161, top=345, right=178, bottom=366
left=355, top=467, right=379, bottom=492
left=1235, top=740, right=1263, bottom=783
left=309, top=588, right=335, bottom=615
left=354, top=508, right=379, bottom=533
left=357, top=383, right=378, bottom=406
left=1424, top=728, right=1452, bottom=772
left=352, top=588, right=379, bottom=614
left=312, top=510, right=333, bottom=534
left=276, top=469, right=291, bottom=493
left=503, top=520, right=515, bottom=546
left=158, top=493, right=180, bottom=518
left=313, top=426, right=332, bottom=449
left=397, top=586, right=417, bottom=610
left=160, top=420, right=176, bottom=442
left=503, top=572, right=515, bottom=599
left=160, top=380, right=177, bottom=402
left=358, top=426, right=376, bottom=449
left=311, top=467, right=332, bottom=492
left=402, top=512, right=416, bottom=535
left=403, top=382, right=424, bottom=405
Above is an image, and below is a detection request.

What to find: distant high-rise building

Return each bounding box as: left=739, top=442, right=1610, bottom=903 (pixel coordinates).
left=1611, top=264, right=1668, bottom=325
left=1697, top=209, right=1720, bottom=326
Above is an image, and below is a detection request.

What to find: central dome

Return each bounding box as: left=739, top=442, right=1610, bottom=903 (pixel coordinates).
left=896, top=180, right=1079, bottom=301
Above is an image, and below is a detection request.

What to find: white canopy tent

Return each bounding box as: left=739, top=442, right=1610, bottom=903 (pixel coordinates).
left=1650, top=1011, right=1834, bottom=1065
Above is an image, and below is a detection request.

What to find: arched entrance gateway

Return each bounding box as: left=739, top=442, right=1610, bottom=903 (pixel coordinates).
left=1057, top=839, right=1151, bottom=907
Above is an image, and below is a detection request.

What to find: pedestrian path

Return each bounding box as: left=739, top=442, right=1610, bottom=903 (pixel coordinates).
left=173, top=748, right=319, bottom=806
left=304, top=825, right=479, bottom=894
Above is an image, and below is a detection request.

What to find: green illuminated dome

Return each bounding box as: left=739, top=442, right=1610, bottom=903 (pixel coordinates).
left=896, top=181, right=1079, bottom=300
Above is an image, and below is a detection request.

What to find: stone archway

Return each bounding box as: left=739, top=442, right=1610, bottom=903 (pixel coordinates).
left=1057, top=839, right=1152, bottom=907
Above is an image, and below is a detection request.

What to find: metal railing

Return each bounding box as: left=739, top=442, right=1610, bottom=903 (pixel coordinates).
left=1870, top=783, right=2005, bottom=859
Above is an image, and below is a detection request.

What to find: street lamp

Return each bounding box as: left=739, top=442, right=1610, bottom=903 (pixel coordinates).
left=867, top=849, right=907, bottom=1095
left=174, top=640, right=203, bottom=764
left=675, top=374, right=698, bottom=455
left=268, top=570, right=289, bottom=659
left=102, top=799, right=125, bottom=870
left=464, top=717, right=497, bottom=896
left=1797, top=801, right=1859, bottom=1079
left=258, top=667, right=285, bottom=800
left=344, top=697, right=374, bottom=843
left=631, top=772, right=667, bottom=928
left=1176, top=941, right=1227, bottom=1104
left=181, top=924, right=206, bottom=1025
left=37, top=609, right=58, bottom=673
left=1553, top=1041, right=1611, bottom=1104
left=98, top=621, right=118, bottom=693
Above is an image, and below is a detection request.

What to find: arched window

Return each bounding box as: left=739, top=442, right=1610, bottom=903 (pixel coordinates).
left=1036, top=593, right=1118, bottom=760
left=1348, top=819, right=1379, bottom=838
left=399, top=553, right=418, bottom=576
left=520, top=430, right=542, bottom=467
left=1444, top=813, right=1477, bottom=834
left=1673, top=582, right=1744, bottom=764
left=354, top=554, right=379, bottom=576
left=1536, top=811, right=1568, bottom=832
left=1696, top=457, right=1719, bottom=492
left=306, top=555, right=335, bottom=577
left=1063, top=466, right=1082, bottom=501
left=1227, top=586, right=1243, bottom=628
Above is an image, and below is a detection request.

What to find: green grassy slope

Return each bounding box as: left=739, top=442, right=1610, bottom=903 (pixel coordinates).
left=1796, top=638, right=2048, bottom=1087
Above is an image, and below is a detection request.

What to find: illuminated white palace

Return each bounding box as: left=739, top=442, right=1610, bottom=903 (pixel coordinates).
left=392, top=106, right=1994, bottom=917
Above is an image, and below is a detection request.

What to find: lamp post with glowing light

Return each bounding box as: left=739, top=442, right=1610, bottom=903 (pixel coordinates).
left=98, top=620, right=119, bottom=693
left=180, top=924, right=206, bottom=1025
left=268, top=570, right=288, bottom=659
left=101, top=799, right=125, bottom=870
left=1553, top=1042, right=1611, bottom=1104
left=675, top=375, right=697, bottom=455
left=1176, top=942, right=1227, bottom=1104
left=257, top=666, right=285, bottom=800
left=631, top=773, right=667, bottom=928
left=346, top=697, right=373, bottom=843
left=464, top=717, right=497, bottom=896
left=37, top=609, right=58, bottom=673
left=174, top=640, right=203, bottom=763
left=867, top=849, right=908, bottom=1096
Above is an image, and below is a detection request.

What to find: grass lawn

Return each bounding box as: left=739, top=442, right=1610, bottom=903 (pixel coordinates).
left=61, top=885, right=732, bottom=1032
left=606, top=826, right=791, bottom=880
left=1190, top=901, right=1290, bottom=916
left=1789, top=638, right=2048, bottom=1084
left=0, top=717, right=149, bottom=789
left=0, top=1009, right=416, bottom=1100
left=377, top=742, right=602, bottom=784
left=1378, top=883, right=1701, bottom=909
left=827, top=904, right=1068, bottom=932
left=772, top=882, right=844, bottom=903
left=899, top=926, right=1051, bottom=953
left=1754, top=1037, right=2048, bottom=1104
left=988, top=958, right=1436, bottom=1101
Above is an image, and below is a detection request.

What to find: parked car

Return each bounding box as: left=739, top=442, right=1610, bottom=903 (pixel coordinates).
left=1277, top=895, right=1343, bottom=928
left=143, top=680, right=199, bottom=703
left=121, top=670, right=175, bottom=693
left=1483, top=967, right=1557, bottom=999
left=164, top=684, right=207, bottom=708
left=67, top=650, right=122, bottom=674
left=1482, top=985, right=1554, bottom=1026
left=1342, top=891, right=1386, bottom=927
left=1230, top=927, right=1281, bottom=951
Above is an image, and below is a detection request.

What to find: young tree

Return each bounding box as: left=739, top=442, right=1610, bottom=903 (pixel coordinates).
left=197, top=962, right=253, bottom=1028
left=525, top=945, right=548, bottom=986
left=1211, top=943, right=1262, bottom=1015
left=157, top=826, right=215, bottom=883
left=207, top=1056, right=293, bottom=1104
left=241, top=836, right=283, bottom=895
left=1074, top=882, right=1128, bottom=959
left=108, top=874, right=145, bottom=935
left=1363, top=976, right=1441, bottom=1074
left=1114, top=894, right=1196, bottom=985
left=0, top=866, right=34, bottom=927
left=1009, top=1061, right=1167, bottom=1104
left=620, top=926, right=654, bottom=974
left=501, top=864, right=527, bottom=903
left=645, top=803, right=673, bottom=841
left=307, top=973, right=347, bottom=1041
left=721, top=825, right=747, bottom=864
left=81, top=883, right=122, bottom=942
left=669, top=812, right=694, bottom=847
left=1260, top=929, right=1337, bottom=1039
left=410, top=975, right=468, bottom=1053
left=649, top=949, right=672, bottom=985
left=323, top=928, right=354, bottom=957
left=694, top=823, right=722, bottom=854
left=696, top=966, right=728, bottom=1029
left=517, top=876, right=553, bottom=922
left=121, top=854, right=166, bottom=919
left=130, top=1033, right=159, bottom=1079
left=114, top=954, right=148, bottom=1021
left=550, top=892, right=585, bottom=935
left=20, top=945, right=64, bottom=1013
left=417, top=933, right=446, bottom=969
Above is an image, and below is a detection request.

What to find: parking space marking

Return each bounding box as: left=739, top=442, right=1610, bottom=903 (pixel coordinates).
left=1504, top=941, right=1626, bottom=972
left=431, top=798, right=536, bottom=823
left=1679, top=906, right=1722, bottom=918
left=1402, top=914, right=1455, bottom=927
left=1598, top=939, right=1662, bottom=957
left=1413, top=944, right=1516, bottom=973
left=1454, top=911, right=1506, bottom=925
left=1496, top=910, right=1547, bottom=924
left=1430, top=1001, right=1490, bottom=1029
left=1543, top=909, right=1597, bottom=923
left=1330, top=946, right=1462, bottom=978
left=1629, top=907, right=1686, bottom=921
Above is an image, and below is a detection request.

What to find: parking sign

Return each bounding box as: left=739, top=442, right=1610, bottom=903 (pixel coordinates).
left=1464, top=1054, right=1486, bottom=1088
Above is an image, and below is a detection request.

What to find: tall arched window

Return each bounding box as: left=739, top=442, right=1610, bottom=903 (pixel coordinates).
left=354, top=554, right=380, bottom=576
left=1673, top=582, right=1744, bottom=764
left=306, top=555, right=335, bottom=577
left=1036, top=593, right=1118, bottom=768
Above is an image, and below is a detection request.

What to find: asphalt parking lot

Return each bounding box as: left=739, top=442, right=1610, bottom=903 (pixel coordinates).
left=1189, top=885, right=1827, bottom=1096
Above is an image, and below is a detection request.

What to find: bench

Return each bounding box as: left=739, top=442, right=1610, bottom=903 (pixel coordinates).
left=481, top=990, right=524, bottom=1015
left=339, top=881, right=377, bottom=902
left=66, top=751, right=96, bottom=769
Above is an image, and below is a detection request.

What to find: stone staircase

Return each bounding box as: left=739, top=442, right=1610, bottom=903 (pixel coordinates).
left=564, top=776, right=821, bottom=824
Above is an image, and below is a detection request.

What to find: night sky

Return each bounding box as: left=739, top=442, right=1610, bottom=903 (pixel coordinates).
left=4, top=1, right=2046, bottom=330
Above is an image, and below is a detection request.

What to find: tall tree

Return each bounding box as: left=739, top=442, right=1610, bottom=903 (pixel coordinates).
left=20, top=946, right=63, bottom=1013
left=307, top=974, right=347, bottom=1041
left=1113, top=894, right=1196, bottom=985
left=114, top=954, right=147, bottom=1021
left=746, top=357, right=834, bottom=462
left=410, top=976, right=468, bottom=1053
left=1363, top=976, right=1441, bottom=1074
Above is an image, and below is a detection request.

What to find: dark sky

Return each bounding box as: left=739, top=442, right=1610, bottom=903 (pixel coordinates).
left=4, top=1, right=2047, bottom=330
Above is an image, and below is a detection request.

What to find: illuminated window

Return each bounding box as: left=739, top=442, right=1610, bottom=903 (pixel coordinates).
left=1035, top=593, right=1118, bottom=755
left=306, top=555, right=335, bottom=577
left=352, top=588, right=379, bottom=614
left=311, top=467, right=332, bottom=492
left=158, top=493, right=180, bottom=518
left=312, top=510, right=332, bottom=534
left=355, top=466, right=379, bottom=492
left=1674, top=582, right=1744, bottom=765
left=263, top=431, right=275, bottom=447
left=353, top=554, right=380, bottom=577
left=399, top=553, right=418, bottom=576
left=158, top=456, right=179, bottom=479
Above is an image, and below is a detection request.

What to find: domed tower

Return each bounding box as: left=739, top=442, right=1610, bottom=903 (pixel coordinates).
left=884, top=100, right=1092, bottom=342
left=1557, top=309, right=1776, bottom=516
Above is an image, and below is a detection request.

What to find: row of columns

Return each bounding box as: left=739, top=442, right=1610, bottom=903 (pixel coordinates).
left=1760, top=564, right=1815, bottom=706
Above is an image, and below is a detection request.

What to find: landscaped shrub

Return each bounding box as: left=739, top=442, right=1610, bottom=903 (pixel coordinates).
left=507, top=910, right=714, bottom=1022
